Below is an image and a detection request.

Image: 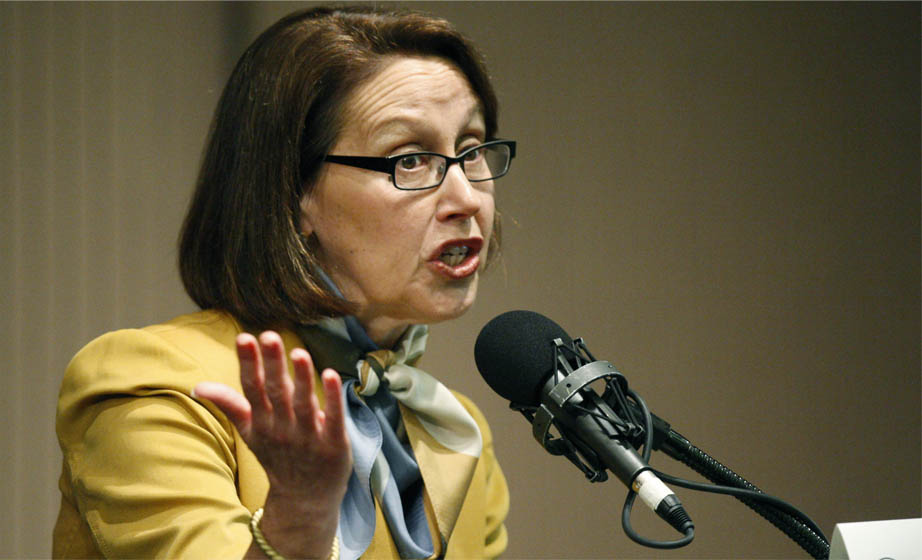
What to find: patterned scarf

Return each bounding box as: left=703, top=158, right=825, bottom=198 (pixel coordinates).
left=297, top=318, right=482, bottom=560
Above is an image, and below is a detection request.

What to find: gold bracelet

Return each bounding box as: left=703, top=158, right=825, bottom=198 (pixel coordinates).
left=328, top=532, right=340, bottom=560
left=249, top=507, right=340, bottom=560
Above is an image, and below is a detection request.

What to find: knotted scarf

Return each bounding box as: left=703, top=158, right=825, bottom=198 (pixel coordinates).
left=298, top=318, right=482, bottom=560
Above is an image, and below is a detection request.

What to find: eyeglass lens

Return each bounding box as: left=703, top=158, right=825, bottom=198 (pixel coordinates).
left=394, top=144, right=511, bottom=189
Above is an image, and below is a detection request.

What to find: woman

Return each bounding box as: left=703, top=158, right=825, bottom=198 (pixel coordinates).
left=53, top=6, right=513, bottom=559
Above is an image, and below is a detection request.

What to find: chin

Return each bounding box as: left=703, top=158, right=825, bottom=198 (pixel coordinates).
left=423, top=283, right=479, bottom=324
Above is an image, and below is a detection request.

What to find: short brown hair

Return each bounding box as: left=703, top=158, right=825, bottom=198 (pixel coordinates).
left=179, top=5, right=501, bottom=330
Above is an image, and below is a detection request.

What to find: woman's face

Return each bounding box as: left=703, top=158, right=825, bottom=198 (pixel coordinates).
left=301, top=56, right=495, bottom=348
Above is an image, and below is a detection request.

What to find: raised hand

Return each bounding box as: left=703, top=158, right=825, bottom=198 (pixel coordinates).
left=193, top=331, right=351, bottom=558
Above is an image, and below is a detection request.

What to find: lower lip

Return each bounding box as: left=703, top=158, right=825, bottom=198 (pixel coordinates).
left=429, top=253, right=481, bottom=279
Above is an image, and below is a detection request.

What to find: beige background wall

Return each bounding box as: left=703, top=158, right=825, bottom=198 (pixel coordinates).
left=2, top=2, right=919, bottom=558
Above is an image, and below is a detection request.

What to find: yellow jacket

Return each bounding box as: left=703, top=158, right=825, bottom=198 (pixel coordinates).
left=53, top=310, right=509, bottom=559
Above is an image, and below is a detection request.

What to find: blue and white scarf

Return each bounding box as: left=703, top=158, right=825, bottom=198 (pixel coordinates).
left=299, top=307, right=482, bottom=559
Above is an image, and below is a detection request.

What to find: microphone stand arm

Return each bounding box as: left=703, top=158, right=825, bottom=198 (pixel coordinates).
left=645, top=412, right=830, bottom=559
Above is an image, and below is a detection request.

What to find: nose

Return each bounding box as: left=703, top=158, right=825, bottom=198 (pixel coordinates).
left=436, top=162, right=485, bottom=222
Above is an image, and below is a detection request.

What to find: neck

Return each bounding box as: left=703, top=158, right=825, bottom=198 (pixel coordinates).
left=358, top=316, right=409, bottom=349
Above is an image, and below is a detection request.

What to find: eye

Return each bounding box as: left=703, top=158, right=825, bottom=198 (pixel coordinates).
left=397, top=153, right=430, bottom=171
left=462, top=145, right=484, bottom=163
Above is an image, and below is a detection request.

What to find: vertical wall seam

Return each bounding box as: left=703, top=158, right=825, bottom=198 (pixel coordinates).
left=10, top=3, right=24, bottom=556
left=110, top=5, right=121, bottom=326
left=78, top=4, right=89, bottom=344
left=44, top=1, right=58, bottom=537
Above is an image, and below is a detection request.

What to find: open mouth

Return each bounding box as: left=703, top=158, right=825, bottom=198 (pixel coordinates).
left=438, top=245, right=470, bottom=267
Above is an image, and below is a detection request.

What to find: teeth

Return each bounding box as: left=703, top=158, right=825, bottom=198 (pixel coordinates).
left=439, top=246, right=469, bottom=266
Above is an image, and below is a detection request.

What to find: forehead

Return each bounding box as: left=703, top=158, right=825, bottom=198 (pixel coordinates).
left=338, top=56, right=484, bottom=143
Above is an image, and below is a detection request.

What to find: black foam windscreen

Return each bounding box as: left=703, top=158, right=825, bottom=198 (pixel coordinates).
left=474, top=310, right=573, bottom=405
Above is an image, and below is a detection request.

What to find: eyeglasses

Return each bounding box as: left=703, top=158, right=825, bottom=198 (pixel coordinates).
left=323, top=139, right=516, bottom=191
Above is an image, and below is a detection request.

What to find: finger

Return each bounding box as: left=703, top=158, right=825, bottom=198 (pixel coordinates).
left=258, top=331, right=295, bottom=425
left=290, top=347, right=320, bottom=428
left=237, top=333, right=272, bottom=431
left=320, top=368, right=348, bottom=444
left=192, top=381, right=254, bottom=439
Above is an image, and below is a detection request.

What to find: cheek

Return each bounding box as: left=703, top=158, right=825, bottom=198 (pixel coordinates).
left=335, top=203, right=419, bottom=276
left=479, top=194, right=496, bottom=242
left=309, top=204, right=376, bottom=273
left=312, top=188, right=390, bottom=248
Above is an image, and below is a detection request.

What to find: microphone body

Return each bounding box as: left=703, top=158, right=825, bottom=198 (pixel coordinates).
left=542, top=377, right=648, bottom=485
left=475, top=310, right=693, bottom=534
left=532, top=355, right=691, bottom=530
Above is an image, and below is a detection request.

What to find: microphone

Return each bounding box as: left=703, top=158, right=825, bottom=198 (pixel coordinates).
left=474, top=310, right=693, bottom=535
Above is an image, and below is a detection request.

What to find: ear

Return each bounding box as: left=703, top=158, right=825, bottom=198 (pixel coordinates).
left=299, top=192, right=315, bottom=237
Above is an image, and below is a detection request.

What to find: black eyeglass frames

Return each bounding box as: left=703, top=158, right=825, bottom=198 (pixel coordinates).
left=323, top=139, right=516, bottom=191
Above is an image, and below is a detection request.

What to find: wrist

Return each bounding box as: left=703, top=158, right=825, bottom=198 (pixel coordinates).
left=263, top=485, right=343, bottom=529
left=250, top=507, right=340, bottom=560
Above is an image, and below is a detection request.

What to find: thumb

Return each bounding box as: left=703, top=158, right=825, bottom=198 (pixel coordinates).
left=192, top=381, right=254, bottom=439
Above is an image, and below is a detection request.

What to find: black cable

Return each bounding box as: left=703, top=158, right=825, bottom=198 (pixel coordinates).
left=540, top=371, right=827, bottom=556
left=615, top=386, right=827, bottom=556
left=652, top=470, right=828, bottom=541
left=619, top=388, right=696, bottom=549
left=621, top=491, right=695, bottom=549
left=660, top=431, right=830, bottom=559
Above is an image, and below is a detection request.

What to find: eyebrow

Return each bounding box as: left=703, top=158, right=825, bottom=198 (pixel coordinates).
left=461, top=103, right=487, bottom=130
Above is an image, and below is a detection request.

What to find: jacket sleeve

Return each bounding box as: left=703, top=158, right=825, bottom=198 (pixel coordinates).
left=56, top=329, right=254, bottom=559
